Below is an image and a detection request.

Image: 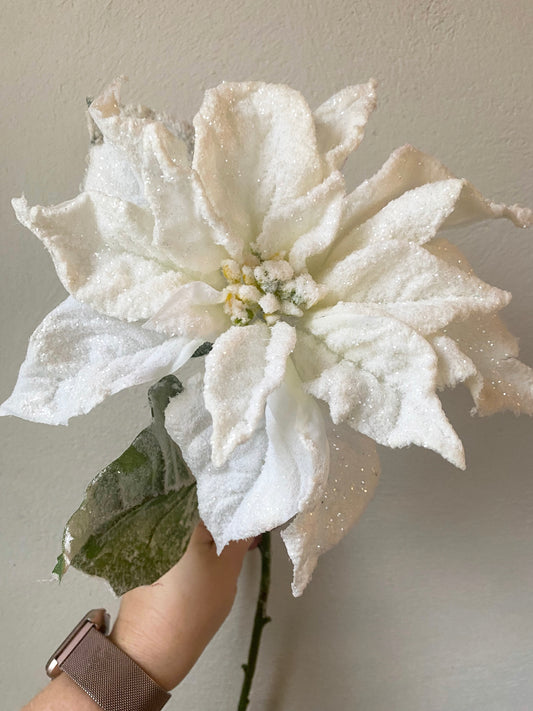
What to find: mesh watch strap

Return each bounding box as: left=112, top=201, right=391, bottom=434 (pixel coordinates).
left=61, top=626, right=170, bottom=711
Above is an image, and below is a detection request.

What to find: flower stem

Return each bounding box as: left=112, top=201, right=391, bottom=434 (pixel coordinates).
left=237, top=531, right=272, bottom=711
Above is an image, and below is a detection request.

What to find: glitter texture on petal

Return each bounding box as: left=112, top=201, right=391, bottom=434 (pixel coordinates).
left=314, top=80, right=377, bottom=171
left=304, top=304, right=465, bottom=468
left=0, top=298, right=202, bottom=424
left=282, top=422, right=380, bottom=596
left=165, top=357, right=328, bottom=550
left=204, top=320, right=297, bottom=466
left=193, top=82, right=324, bottom=257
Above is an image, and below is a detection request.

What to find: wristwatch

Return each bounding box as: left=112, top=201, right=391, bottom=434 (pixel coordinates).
left=46, top=609, right=171, bottom=711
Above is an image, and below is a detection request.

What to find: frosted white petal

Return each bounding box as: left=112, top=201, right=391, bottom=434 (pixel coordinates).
left=145, top=282, right=229, bottom=341
left=445, top=315, right=533, bottom=416
left=304, top=304, right=465, bottom=468
left=141, top=123, right=228, bottom=275
left=254, top=171, right=344, bottom=274
left=341, top=144, right=533, bottom=234
left=165, top=357, right=329, bottom=550
left=291, top=330, right=339, bottom=383
left=320, top=239, right=510, bottom=333
left=0, top=298, right=202, bottom=425
left=427, top=238, right=533, bottom=414
left=84, top=140, right=145, bottom=207
left=430, top=335, right=477, bottom=389
left=326, top=179, right=466, bottom=267
left=282, top=423, right=380, bottom=596
left=12, top=193, right=188, bottom=321
left=204, top=321, right=296, bottom=466
left=314, top=80, right=377, bottom=171
left=89, top=79, right=191, bottom=179
left=193, top=82, right=323, bottom=257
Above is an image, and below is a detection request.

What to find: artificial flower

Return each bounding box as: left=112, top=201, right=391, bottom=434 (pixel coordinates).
left=2, top=79, right=531, bottom=594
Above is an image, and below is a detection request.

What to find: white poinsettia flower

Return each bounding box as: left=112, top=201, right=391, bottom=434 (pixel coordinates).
left=2, top=79, right=532, bottom=595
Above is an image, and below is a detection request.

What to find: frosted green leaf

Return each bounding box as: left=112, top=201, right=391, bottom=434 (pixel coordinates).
left=52, top=553, right=68, bottom=580
left=56, top=375, right=199, bottom=595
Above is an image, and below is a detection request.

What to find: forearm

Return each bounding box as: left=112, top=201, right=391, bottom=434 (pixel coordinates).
left=23, top=673, right=102, bottom=711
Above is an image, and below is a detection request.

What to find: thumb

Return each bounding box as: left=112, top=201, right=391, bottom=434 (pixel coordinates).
left=188, top=521, right=255, bottom=580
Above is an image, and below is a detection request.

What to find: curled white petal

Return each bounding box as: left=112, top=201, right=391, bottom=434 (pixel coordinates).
left=193, top=81, right=323, bottom=257
left=84, top=140, right=145, bottom=207
left=427, top=238, right=533, bottom=415
left=12, top=192, right=188, bottom=322
left=282, top=422, right=380, bottom=596
left=254, top=170, right=345, bottom=272
left=327, top=178, right=466, bottom=268
left=341, top=144, right=532, bottom=234
left=165, top=357, right=329, bottom=551
left=88, top=78, right=192, bottom=177
left=0, top=298, right=202, bottom=425
left=320, top=239, right=511, bottom=334
left=145, top=281, right=229, bottom=341
left=304, top=303, right=465, bottom=468
left=141, top=123, right=229, bottom=275
left=430, top=334, right=477, bottom=390
left=204, top=320, right=296, bottom=466
left=314, top=79, right=377, bottom=171
left=446, top=315, right=533, bottom=416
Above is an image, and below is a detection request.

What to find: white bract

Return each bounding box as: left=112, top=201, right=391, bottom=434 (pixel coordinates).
left=2, top=80, right=532, bottom=595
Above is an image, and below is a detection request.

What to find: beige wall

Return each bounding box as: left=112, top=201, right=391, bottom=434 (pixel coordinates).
left=1, top=1, right=532, bottom=708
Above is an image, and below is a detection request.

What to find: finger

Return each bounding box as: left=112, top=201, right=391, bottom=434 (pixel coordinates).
left=188, top=520, right=216, bottom=547
left=218, top=536, right=253, bottom=575
left=188, top=521, right=255, bottom=569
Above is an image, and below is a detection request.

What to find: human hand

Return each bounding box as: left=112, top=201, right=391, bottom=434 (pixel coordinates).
left=109, top=521, right=253, bottom=691
left=24, top=522, right=253, bottom=710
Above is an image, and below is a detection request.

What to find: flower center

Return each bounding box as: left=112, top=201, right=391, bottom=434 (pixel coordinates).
left=221, top=257, right=327, bottom=326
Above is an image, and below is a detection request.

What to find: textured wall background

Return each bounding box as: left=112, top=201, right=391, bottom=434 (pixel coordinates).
left=1, top=1, right=532, bottom=709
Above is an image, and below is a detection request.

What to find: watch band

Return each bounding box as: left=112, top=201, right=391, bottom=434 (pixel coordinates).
left=59, top=624, right=170, bottom=711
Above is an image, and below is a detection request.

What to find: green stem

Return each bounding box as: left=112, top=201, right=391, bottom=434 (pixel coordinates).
left=237, top=532, right=272, bottom=711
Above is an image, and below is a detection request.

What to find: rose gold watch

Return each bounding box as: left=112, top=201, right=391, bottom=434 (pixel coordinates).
left=46, top=609, right=170, bottom=711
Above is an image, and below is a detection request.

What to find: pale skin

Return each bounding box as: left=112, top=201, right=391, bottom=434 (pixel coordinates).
left=24, top=523, right=253, bottom=710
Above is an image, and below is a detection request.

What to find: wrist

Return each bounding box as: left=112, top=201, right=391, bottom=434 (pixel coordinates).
left=34, top=608, right=171, bottom=711
left=109, top=612, right=184, bottom=692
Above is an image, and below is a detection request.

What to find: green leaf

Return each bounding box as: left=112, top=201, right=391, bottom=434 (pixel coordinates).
left=192, top=341, right=212, bottom=358
left=52, top=553, right=68, bottom=581
left=56, top=375, right=199, bottom=595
